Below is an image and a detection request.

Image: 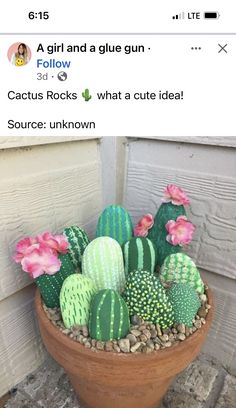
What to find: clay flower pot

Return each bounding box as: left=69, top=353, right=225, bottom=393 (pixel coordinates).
left=35, top=287, right=213, bottom=408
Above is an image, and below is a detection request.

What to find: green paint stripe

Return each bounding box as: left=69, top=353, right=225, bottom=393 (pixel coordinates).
left=146, top=238, right=155, bottom=272
left=124, top=241, right=129, bottom=276
left=136, top=238, right=144, bottom=270
left=110, top=291, right=115, bottom=339
left=118, top=294, right=123, bottom=338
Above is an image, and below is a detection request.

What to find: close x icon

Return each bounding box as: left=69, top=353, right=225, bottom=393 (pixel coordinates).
left=218, top=44, right=228, bottom=53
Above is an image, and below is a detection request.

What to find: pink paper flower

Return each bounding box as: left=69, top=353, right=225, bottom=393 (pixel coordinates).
left=21, top=245, right=61, bottom=279
left=165, top=216, right=195, bottom=246
left=134, top=214, right=154, bottom=237
left=14, top=237, right=38, bottom=262
left=162, top=184, right=190, bottom=206
left=37, top=232, right=69, bottom=254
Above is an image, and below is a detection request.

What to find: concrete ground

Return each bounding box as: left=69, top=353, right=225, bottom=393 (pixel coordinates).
left=2, top=352, right=236, bottom=408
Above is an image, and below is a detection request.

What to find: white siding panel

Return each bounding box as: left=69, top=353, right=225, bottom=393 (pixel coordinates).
left=0, top=139, right=102, bottom=300
left=124, top=139, right=236, bottom=279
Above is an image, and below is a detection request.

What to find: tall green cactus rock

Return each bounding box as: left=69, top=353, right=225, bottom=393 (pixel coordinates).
left=89, top=289, right=130, bottom=341
left=160, top=253, right=204, bottom=294
left=123, top=237, right=157, bottom=276
left=82, top=237, right=125, bottom=292
left=36, top=253, right=76, bottom=308
left=168, top=282, right=201, bottom=327
left=60, top=273, right=96, bottom=329
left=123, top=270, right=174, bottom=329
left=148, top=202, right=186, bottom=267
left=96, top=205, right=133, bottom=246
left=63, top=226, right=89, bottom=270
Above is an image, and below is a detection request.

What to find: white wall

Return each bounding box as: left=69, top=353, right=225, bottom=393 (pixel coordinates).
left=0, top=137, right=103, bottom=396
left=124, top=137, right=236, bottom=370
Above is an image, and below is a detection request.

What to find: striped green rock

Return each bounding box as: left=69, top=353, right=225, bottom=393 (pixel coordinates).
left=148, top=202, right=186, bottom=267
left=168, top=282, right=201, bottom=327
left=96, top=205, right=133, bottom=246
left=82, top=237, right=125, bottom=292
left=123, top=237, right=157, bottom=276
left=63, top=226, right=89, bottom=270
left=123, top=270, right=174, bottom=329
left=35, top=253, right=76, bottom=308
left=160, top=253, right=204, bottom=294
left=89, top=289, right=130, bottom=341
left=60, top=274, right=96, bottom=329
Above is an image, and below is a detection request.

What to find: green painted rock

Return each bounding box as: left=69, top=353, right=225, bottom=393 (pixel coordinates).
left=160, top=253, right=204, bottom=294
left=168, top=282, right=201, bottom=327
left=60, top=273, right=96, bottom=329
left=36, top=253, right=76, bottom=308
left=63, top=226, right=89, bottom=270
left=82, top=237, right=125, bottom=292
left=123, top=270, right=174, bottom=329
left=89, top=289, right=130, bottom=341
left=148, top=202, right=186, bottom=266
left=96, top=205, right=133, bottom=246
left=123, top=237, right=157, bottom=276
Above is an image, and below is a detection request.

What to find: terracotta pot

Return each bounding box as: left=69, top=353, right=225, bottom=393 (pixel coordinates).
left=35, top=287, right=214, bottom=408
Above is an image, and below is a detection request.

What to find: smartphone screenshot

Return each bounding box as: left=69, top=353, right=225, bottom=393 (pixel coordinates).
left=0, top=0, right=235, bottom=136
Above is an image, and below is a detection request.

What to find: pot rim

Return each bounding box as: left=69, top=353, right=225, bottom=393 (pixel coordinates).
left=35, top=285, right=214, bottom=363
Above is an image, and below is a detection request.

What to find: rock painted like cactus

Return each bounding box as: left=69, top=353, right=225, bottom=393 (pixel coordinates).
left=123, top=237, right=157, bottom=276
left=36, top=253, right=76, bottom=308
left=96, top=205, right=133, bottom=246
left=148, top=202, right=186, bottom=267
left=89, top=289, right=130, bottom=341
left=168, top=282, right=201, bottom=327
left=82, top=237, right=125, bottom=292
left=160, top=253, right=204, bottom=294
left=60, top=274, right=96, bottom=329
left=63, top=226, right=89, bottom=270
left=123, top=270, right=174, bottom=329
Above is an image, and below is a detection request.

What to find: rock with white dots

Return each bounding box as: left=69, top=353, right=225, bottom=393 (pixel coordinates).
left=160, top=253, right=204, bottom=294
left=89, top=289, right=130, bottom=341
left=123, top=270, right=174, bottom=329
left=168, top=282, right=201, bottom=327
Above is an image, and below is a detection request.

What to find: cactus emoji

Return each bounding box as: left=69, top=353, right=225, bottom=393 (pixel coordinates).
left=167, top=282, right=201, bottom=327
left=160, top=253, right=204, bottom=294
left=123, top=270, right=174, bottom=329
left=82, top=237, right=125, bottom=293
left=60, top=273, right=96, bottom=329
left=63, top=226, right=90, bottom=270
left=96, top=205, right=133, bottom=246
left=82, top=88, right=92, bottom=101
left=123, top=237, right=157, bottom=277
left=89, top=289, right=130, bottom=341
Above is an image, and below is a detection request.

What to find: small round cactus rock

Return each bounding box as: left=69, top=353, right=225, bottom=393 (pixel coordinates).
left=160, top=253, right=204, bottom=294
left=82, top=237, right=125, bottom=292
left=168, top=282, right=201, bottom=327
left=96, top=205, right=133, bottom=246
left=89, top=289, right=130, bottom=341
left=123, top=270, right=174, bottom=329
left=123, top=237, right=157, bottom=277
left=60, top=273, right=96, bottom=329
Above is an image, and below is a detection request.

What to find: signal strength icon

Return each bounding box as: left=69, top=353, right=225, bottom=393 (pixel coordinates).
left=172, top=12, right=185, bottom=20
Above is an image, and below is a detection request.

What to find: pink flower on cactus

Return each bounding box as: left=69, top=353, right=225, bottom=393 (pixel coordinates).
left=165, top=216, right=195, bottom=246
left=162, top=184, right=190, bottom=206
left=14, top=237, right=38, bottom=263
left=134, top=214, right=154, bottom=237
left=21, top=245, right=61, bottom=279
left=37, top=232, right=69, bottom=254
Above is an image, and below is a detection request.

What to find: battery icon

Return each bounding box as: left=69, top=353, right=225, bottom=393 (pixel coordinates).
left=204, top=12, right=219, bottom=19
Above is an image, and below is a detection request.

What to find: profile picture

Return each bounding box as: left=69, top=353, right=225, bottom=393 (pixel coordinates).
left=8, top=42, right=32, bottom=66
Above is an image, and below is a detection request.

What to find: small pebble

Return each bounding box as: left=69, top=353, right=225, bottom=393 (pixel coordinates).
left=154, top=343, right=160, bottom=351
left=200, top=294, right=207, bottom=304
left=84, top=341, right=91, bottom=349
left=159, top=334, right=169, bottom=342
left=194, top=320, right=202, bottom=329
left=177, top=324, right=186, bottom=334
left=118, top=339, right=130, bottom=353
left=96, top=341, right=105, bottom=351
left=165, top=341, right=172, bottom=348
left=142, top=329, right=151, bottom=339
left=140, top=334, right=148, bottom=342
left=146, top=340, right=155, bottom=350
left=177, top=333, right=186, bottom=341
left=206, top=304, right=211, bottom=309
left=139, top=325, right=146, bottom=331
left=126, top=334, right=137, bottom=346
left=105, top=341, right=114, bottom=352
left=62, top=329, right=71, bottom=335
left=131, top=342, right=142, bottom=353
left=185, top=327, right=191, bottom=337
left=113, top=344, right=121, bottom=353
left=131, top=315, right=144, bottom=325
left=82, top=326, right=89, bottom=337
left=156, top=324, right=162, bottom=337
left=150, top=329, right=157, bottom=338
left=130, top=329, right=142, bottom=337
left=91, top=339, right=97, bottom=347
left=142, top=346, right=153, bottom=354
